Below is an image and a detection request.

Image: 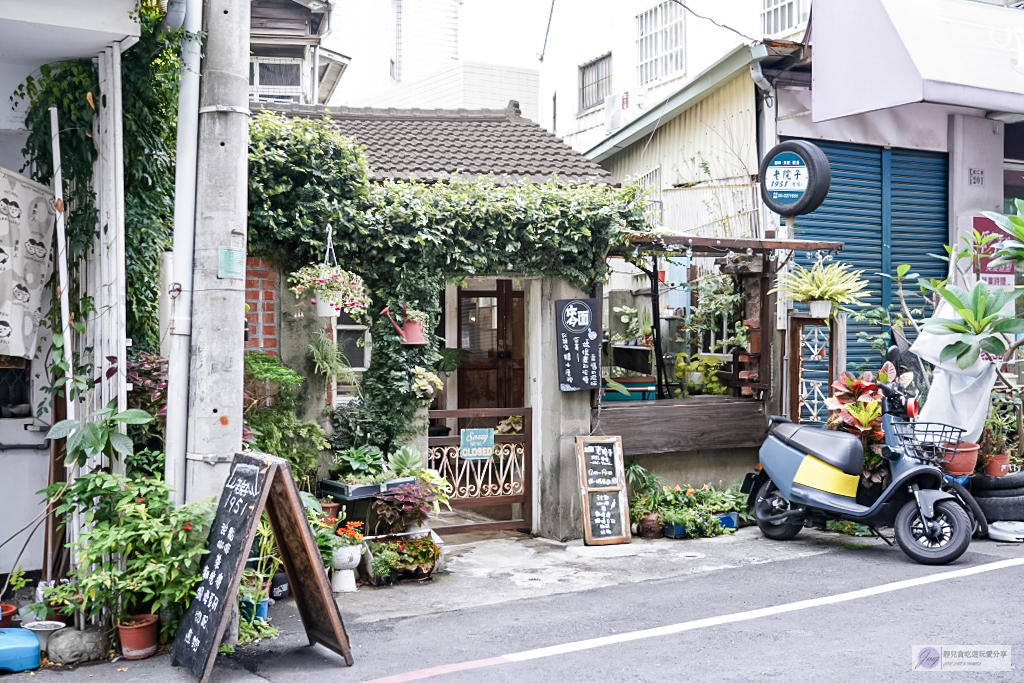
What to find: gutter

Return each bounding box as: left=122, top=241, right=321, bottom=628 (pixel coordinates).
left=584, top=42, right=769, bottom=163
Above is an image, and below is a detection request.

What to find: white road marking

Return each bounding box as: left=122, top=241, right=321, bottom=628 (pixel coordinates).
left=504, top=558, right=1024, bottom=662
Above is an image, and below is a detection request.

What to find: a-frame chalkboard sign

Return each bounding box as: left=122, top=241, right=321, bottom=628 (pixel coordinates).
left=575, top=436, right=631, bottom=546
left=171, top=452, right=353, bottom=682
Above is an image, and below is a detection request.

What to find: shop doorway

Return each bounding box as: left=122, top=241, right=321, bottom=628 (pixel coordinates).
left=457, top=280, right=525, bottom=415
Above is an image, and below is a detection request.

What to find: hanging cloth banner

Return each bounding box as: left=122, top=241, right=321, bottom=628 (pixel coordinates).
left=0, top=166, right=54, bottom=360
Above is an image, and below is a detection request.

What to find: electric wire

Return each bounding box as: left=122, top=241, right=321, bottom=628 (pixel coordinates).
left=668, top=0, right=758, bottom=44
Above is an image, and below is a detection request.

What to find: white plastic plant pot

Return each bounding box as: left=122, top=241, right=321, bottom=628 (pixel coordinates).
left=807, top=300, right=831, bottom=319
left=315, top=295, right=341, bottom=318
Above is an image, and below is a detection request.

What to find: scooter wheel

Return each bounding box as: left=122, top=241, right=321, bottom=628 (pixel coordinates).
left=754, top=480, right=803, bottom=540
left=894, top=499, right=971, bottom=566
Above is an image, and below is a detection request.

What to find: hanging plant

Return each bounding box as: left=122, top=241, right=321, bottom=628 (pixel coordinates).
left=410, top=366, right=443, bottom=401
left=288, top=263, right=370, bottom=319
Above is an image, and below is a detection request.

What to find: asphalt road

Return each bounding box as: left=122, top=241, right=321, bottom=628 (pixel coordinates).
left=11, top=532, right=1024, bottom=682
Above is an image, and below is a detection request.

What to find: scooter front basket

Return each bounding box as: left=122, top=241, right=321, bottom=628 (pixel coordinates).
left=891, top=420, right=965, bottom=465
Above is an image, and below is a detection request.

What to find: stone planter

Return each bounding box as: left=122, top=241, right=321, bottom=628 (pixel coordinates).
left=22, top=621, right=67, bottom=653
left=331, top=545, right=363, bottom=593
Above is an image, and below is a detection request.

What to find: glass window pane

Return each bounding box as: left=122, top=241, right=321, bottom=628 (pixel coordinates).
left=259, top=62, right=301, bottom=86
left=337, top=330, right=366, bottom=368
left=461, top=296, right=498, bottom=358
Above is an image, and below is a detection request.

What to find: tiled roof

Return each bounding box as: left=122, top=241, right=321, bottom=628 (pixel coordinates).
left=255, top=101, right=611, bottom=185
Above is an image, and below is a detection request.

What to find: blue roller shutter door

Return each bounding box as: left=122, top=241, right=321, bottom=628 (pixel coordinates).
left=788, top=140, right=948, bottom=371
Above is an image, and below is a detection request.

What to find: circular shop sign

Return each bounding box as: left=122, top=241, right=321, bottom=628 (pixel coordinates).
left=561, top=300, right=593, bottom=334
left=758, top=140, right=831, bottom=217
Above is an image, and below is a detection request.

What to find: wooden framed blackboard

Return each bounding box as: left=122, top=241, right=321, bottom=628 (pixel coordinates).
left=171, top=452, right=352, bottom=682
left=575, top=436, right=630, bottom=546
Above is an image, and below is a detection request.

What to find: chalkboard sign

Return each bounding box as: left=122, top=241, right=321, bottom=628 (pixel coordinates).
left=171, top=453, right=352, bottom=682
left=588, top=491, right=624, bottom=539
left=575, top=436, right=630, bottom=546
left=556, top=298, right=600, bottom=392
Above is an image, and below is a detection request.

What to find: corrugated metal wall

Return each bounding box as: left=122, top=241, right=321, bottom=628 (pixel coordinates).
left=602, top=72, right=757, bottom=189
left=790, top=139, right=948, bottom=371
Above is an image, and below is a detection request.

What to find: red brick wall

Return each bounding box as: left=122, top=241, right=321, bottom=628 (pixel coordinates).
left=245, top=257, right=279, bottom=354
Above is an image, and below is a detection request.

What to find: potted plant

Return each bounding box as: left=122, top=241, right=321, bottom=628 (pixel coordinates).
left=770, top=261, right=871, bottom=319
left=383, top=446, right=422, bottom=488
left=288, top=263, right=370, bottom=319
left=365, top=536, right=442, bottom=585
left=0, top=566, right=27, bottom=627
left=382, top=304, right=429, bottom=346
left=330, top=521, right=365, bottom=593
left=323, top=445, right=388, bottom=498
left=42, top=472, right=213, bottom=658
left=320, top=498, right=340, bottom=520
left=979, top=423, right=1011, bottom=478
left=370, top=483, right=436, bottom=535
left=626, top=462, right=664, bottom=538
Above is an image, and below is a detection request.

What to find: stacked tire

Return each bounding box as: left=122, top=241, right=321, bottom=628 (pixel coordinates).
left=970, top=471, right=1024, bottom=523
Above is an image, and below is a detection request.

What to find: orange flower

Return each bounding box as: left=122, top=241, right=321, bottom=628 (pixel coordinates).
left=685, top=488, right=694, bottom=497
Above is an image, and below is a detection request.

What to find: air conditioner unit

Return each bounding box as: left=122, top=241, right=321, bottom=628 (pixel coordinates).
left=604, top=93, right=622, bottom=134
left=621, top=88, right=648, bottom=123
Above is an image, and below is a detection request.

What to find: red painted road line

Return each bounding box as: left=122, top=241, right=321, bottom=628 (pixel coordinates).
left=361, top=656, right=512, bottom=682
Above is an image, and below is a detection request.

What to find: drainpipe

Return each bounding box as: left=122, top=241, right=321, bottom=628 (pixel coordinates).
left=160, top=0, right=186, bottom=35
left=748, top=42, right=771, bottom=92
left=164, top=0, right=202, bottom=505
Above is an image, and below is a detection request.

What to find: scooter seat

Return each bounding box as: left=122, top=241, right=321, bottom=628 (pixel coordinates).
left=770, top=422, right=864, bottom=475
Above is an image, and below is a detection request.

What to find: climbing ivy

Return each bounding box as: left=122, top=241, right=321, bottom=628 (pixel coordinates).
left=248, top=112, right=649, bottom=450
left=11, top=2, right=182, bottom=356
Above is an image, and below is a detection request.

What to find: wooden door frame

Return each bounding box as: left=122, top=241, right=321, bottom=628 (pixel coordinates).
left=456, top=280, right=525, bottom=409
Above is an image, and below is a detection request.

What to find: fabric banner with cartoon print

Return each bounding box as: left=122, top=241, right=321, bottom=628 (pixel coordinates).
left=0, top=167, right=54, bottom=359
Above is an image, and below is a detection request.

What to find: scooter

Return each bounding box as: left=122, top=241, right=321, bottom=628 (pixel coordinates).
left=742, top=368, right=973, bottom=565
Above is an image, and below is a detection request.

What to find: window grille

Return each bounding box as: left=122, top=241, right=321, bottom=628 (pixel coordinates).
left=249, top=57, right=304, bottom=103
left=637, top=167, right=663, bottom=227
left=761, top=0, right=810, bottom=37
left=0, top=361, right=30, bottom=415
left=578, top=53, right=612, bottom=112
left=636, top=2, right=685, bottom=86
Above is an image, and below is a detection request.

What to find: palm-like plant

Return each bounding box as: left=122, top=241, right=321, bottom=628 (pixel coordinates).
left=919, top=279, right=1024, bottom=369
left=983, top=200, right=1024, bottom=268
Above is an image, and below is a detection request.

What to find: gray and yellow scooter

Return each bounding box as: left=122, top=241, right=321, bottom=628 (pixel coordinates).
left=742, top=377, right=973, bottom=565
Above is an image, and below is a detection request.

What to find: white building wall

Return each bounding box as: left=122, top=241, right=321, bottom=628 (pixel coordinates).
left=539, top=0, right=760, bottom=153
left=326, top=0, right=460, bottom=106
left=368, top=62, right=540, bottom=121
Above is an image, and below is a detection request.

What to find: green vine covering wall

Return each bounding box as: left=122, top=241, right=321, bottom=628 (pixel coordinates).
left=11, top=3, right=181, bottom=353
left=248, top=112, right=649, bottom=450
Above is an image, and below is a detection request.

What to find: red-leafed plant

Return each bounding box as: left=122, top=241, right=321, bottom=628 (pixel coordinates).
left=825, top=362, right=897, bottom=484
left=371, top=483, right=436, bottom=534
left=126, top=352, right=168, bottom=449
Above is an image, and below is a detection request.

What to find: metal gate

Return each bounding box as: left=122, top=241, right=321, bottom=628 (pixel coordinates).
left=788, top=139, right=948, bottom=371
left=788, top=315, right=838, bottom=424
left=427, top=408, right=532, bottom=535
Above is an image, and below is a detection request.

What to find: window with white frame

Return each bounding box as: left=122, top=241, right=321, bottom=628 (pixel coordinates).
left=761, top=0, right=810, bottom=37
left=578, top=53, right=612, bottom=112
left=636, top=2, right=685, bottom=87
left=637, top=167, right=663, bottom=226
left=249, top=57, right=305, bottom=102
left=334, top=312, right=370, bottom=405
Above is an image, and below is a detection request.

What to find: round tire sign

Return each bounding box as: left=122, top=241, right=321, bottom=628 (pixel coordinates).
left=759, top=140, right=831, bottom=217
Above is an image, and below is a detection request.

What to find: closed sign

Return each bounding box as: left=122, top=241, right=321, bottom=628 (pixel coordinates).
left=460, top=428, right=495, bottom=459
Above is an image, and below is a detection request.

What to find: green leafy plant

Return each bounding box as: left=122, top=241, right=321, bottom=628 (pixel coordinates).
left=674, top=353, right=726, bottom=396
left=126, top=352, right=168, bottom=450
left=919, top=279, right=1024, bottom=369
left=410, top=366, right=444, bottom=401
left=982, top=200, right=1024, bottom=269
left=416, top=468, right=453, bottom=513
left=369, top=543, right=399, bottom=578
left=437, top=348, right=470, bottom=373
left=387, top=446, right=422, bottom=478
left=43, top=473, right=214, bottom=639
left=770, top=262, right=871, bottom=311
left=612, top=305, right=652, bottom=343
left=45, top=401, right=153, bottom=467
left=330, top=445, right=385, bottom=481
left=676, top=273, right=743, bottom=353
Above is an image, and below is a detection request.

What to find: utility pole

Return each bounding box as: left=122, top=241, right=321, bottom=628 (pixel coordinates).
left=184, top=0, right=250, bottom=503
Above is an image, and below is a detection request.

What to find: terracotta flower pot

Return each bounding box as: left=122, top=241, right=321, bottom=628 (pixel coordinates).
left=118, top=613, right=159, bottom=660
left=0, top=602, right=16, bottom=627
left=320, top=500, right=339, bottom=520
left=942, top=442, right=979, bottom=476
left=984, top=453, right=1010, bottom=477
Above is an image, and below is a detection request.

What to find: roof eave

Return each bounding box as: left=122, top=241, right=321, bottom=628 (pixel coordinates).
left=584, top=43, right=760, bottom=163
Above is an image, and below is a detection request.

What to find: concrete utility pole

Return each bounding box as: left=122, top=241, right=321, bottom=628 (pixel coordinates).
left=184, top=0, right=250, bottom=503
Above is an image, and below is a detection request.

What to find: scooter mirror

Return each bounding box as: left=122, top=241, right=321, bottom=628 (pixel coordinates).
left=885, top=345, right=901, bottom=367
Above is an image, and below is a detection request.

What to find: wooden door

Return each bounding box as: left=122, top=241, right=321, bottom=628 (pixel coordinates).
left=457, top=281, right=525, bottom=413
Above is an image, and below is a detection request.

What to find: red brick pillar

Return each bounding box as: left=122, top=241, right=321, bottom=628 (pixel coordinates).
left=245, top=257, right=279, bottom=355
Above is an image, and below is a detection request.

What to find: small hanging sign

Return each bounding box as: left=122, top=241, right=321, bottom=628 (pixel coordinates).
left=556, top=298, right=600, bottom=392
left=758, top=140, right=831, bottom=217
left=460, top=428, right=495, bottom=459
left=217, top=246, right=245, bottom=279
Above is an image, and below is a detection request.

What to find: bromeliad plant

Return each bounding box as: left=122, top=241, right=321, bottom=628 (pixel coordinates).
left=770, top=261, right=872, bottom=314
left=919, top=279, right=1024, bottom=370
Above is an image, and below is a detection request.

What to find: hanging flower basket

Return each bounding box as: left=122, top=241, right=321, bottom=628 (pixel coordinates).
left=289, top=263, right=370, bottom=320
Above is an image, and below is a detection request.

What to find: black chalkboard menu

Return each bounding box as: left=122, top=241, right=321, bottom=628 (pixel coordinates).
left=171, top=452, right=352, bottom=682
left=556, top=298, right=600, bottom=392
left=575, top=436, right=630, bottom=546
